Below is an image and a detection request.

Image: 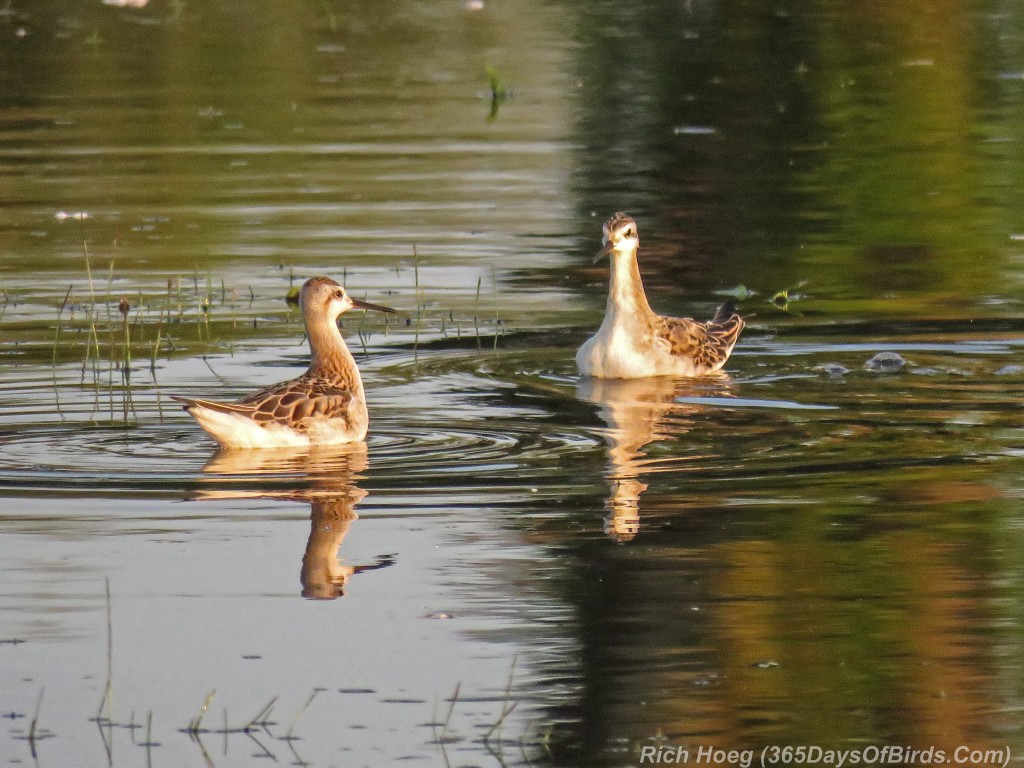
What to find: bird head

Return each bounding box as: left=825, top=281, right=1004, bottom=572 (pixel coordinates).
left=595, top=212, right=640, bottom=262
left=301, top=276, right=397, bottom=321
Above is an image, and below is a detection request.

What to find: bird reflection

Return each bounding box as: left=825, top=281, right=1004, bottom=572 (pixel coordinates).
left=188, top=444, right=394, bottom=599
left=578, top=376, right=732, bottom=542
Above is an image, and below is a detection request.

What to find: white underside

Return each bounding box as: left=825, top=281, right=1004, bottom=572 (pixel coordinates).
left=189, top=407, right=367, bottom=449
left=577, top=323, right=718, bottom=379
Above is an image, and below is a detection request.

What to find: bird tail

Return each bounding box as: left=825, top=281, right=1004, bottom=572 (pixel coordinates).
left=708, top=300, right=745, bottom=363
left=711, top=300, right=738, bottom=325
left=170, top=395, right=250, bottom=416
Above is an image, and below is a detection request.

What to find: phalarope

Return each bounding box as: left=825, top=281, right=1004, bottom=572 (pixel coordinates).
left=577, top=212, right=744, bottom=379
left=172, top=276, right=396, bottom=449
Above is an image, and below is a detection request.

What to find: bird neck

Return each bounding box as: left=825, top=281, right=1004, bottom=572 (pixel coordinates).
left=306, top=315, right=364, bottom=394
left=606, top=245, right=654, bottom=321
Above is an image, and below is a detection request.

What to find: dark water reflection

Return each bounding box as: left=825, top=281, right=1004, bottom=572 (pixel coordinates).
left=558, top=0, right=1024, bottom=316
left=551, top=458, right=1023, bottom=765
left=3, top=1, right=1024, bottom=766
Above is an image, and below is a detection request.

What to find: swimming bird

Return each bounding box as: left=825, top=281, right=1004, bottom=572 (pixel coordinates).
left=576, top=212, right=744, bottom=379
left=172, top=276, right=396, bottom=449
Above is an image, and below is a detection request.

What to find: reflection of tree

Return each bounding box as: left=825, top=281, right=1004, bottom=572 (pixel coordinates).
left=543, top=453, right=1008, bottom=766
left=190, top=444, right=394, bottom=599
left=570, top=0, right=821, bottom=295
left=566, top=0, right=1006, bottom=311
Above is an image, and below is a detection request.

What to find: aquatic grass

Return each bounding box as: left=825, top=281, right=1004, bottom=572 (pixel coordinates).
left=413, top=245, right=425, bottom=357
left=119, top=297, right=131, bottom=372
left=10, top=686, right=56, bottom=761
left=486, top=64, right=508, bottom=100
left=96, top=578, right=113, bottom=723
left=177, top=689, right=331, bottom=767
left=150, top=329, right=163, bottom=374
left=5, top=608, right=539, bottom=767
left=485, top=64, right=510, bottom=122
left=140, top=710, right=160, bottom=752
left=104, top=253, right=117, bottom=324
left=283, top=688, right=322, bottom=741
left=244, top=696, right=278, bottom=732
left=41, top=267, right=410, bottom=423
left=51, top=285, right=73, bottom=367
left=474, top=276, right=483, bottom=351
left=492, top=265, right=502, bottom=351
left=482, top=656, right=518, bottom=749
left=26, top=686, right=45, bottom=758
left=425, top=670, right=543, bottom=768
left=769, top=279, right=809, bottom=312
left=186, top=690, right=216, bottom=735
left=80, top=235, right=103, bottom=380
left=539, top=723, right=554, bottom=759
left=439, top=681, right=461, bottom=745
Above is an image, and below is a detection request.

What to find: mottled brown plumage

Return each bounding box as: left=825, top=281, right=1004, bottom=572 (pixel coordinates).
left=181, top=375, right=356, bottom=431
left=653, top=300, right=744, bottom=372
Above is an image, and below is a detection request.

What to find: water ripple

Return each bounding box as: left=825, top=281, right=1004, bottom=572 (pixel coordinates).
left=0, top=417, right=602, bottom=496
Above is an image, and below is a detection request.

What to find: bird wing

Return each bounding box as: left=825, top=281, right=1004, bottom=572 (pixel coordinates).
left=172, top=377, right=354, bottom=430
left=654, top=301, right=745, bottom=371
left=235, top=377, right=355, bottom=427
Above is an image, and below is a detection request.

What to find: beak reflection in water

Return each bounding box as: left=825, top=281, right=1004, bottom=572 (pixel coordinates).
left=186, top=443, right=395, bottom=599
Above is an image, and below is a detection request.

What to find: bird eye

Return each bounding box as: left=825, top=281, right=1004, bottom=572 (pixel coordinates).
left=334, top=289, right=344, bottom=299
left=624, top=227, right=634, bottom=237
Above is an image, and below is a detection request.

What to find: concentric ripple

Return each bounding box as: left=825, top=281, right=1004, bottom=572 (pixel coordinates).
left=0, top=412, right=604, bottom=497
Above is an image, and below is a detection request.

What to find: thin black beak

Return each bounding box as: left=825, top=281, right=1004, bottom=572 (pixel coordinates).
left=351, top=297, right=398, bottom=314
left=593, top=240, right=614, bottom=264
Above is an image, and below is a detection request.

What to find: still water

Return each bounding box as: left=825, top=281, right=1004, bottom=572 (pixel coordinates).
left=3, top=1, right=1024, bottom=766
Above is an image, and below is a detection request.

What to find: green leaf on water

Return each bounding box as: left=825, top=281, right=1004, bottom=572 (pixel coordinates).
left=770, top=280, right=809, bottom=310
left=717, top=284, right=755, bottom=300
left=485, top=64, right=508, bottom=100
left=485, top=65, right=509, bottom=122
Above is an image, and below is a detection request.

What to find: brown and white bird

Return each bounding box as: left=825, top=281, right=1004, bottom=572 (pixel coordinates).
left=172, top=276, right=396, bottom=449
left=577, top=212, right=744, bottom=379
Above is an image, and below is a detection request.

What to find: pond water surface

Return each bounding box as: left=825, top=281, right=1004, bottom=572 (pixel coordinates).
left=4, top=2, right=1024, bottom=767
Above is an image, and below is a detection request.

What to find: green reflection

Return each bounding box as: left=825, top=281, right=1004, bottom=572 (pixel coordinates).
left=566, top=0, right=1024, bottom=318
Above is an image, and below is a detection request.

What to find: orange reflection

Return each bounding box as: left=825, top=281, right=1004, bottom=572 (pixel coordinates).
left=578, top=376, right=732, bottom=541
left=189, top=444, right=394, bottom=599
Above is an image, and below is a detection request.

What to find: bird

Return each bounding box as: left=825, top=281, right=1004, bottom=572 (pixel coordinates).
left=172, top=276, right=396, bottom=449
left=576, top=212, right=744, bottom=379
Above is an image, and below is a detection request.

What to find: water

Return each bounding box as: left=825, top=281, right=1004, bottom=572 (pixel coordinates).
left=4, top=1, right=1024, bottom=766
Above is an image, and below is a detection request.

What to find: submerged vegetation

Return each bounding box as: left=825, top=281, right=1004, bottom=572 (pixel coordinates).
left=5, top=228, right=515, bottom=390
left=5, top=581, right=543, bottom=766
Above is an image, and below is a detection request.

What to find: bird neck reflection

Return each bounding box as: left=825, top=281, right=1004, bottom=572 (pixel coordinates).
left=188, top=444, right=395, bottom=599
left=579, top=376, right=731, bottom=542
